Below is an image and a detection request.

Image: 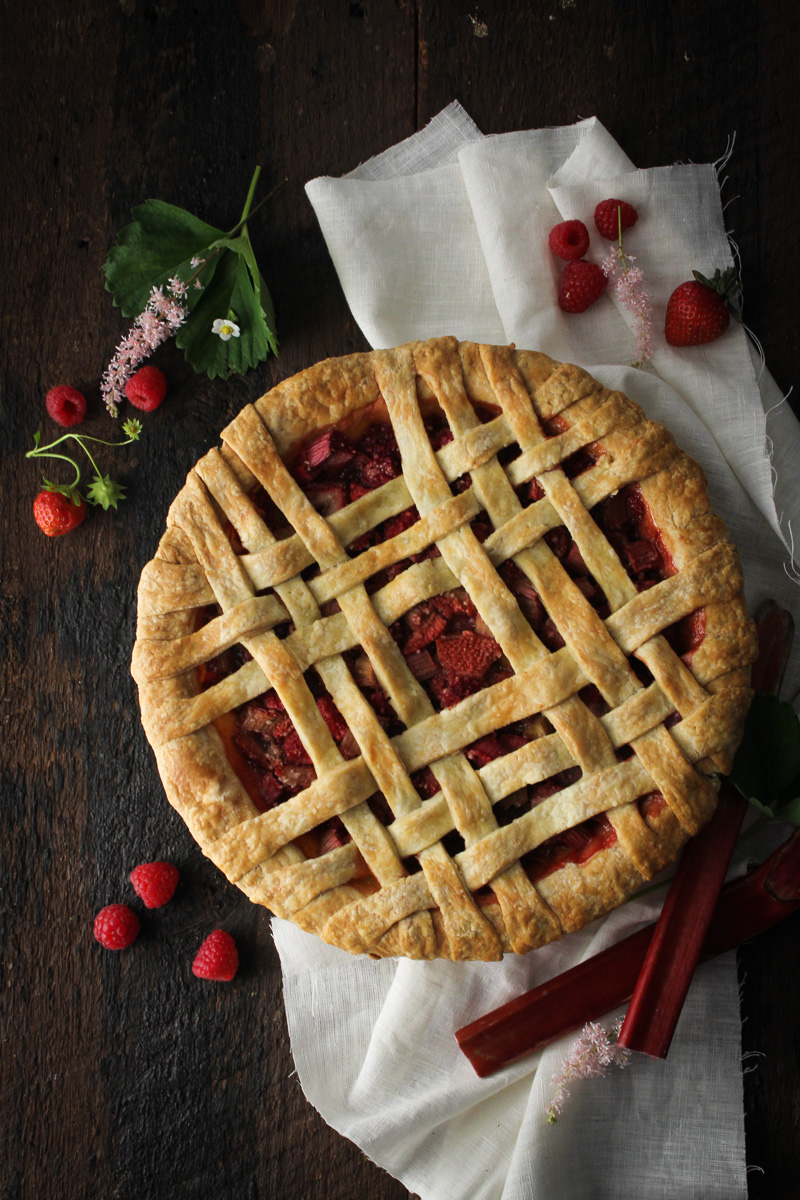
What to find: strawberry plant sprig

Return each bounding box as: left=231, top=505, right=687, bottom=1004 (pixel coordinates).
left=26, top=418, right=142, bottom=511
left=102, top=166, right=280, bottom=412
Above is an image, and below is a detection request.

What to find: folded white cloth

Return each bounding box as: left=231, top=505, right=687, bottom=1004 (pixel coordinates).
left=272, top=104, right=799, bottom=1199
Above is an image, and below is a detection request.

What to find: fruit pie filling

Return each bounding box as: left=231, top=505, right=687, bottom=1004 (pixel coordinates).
left=199, top=407, right=705, bottom=895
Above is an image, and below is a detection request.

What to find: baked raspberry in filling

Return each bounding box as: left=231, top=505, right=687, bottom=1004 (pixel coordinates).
left=199, top=408, right=699, bottom=893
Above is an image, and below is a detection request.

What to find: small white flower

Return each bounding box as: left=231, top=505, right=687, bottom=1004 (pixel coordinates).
left=190, top=256, right=204, bottom=268
left=212, top=317, right=241, bottom=341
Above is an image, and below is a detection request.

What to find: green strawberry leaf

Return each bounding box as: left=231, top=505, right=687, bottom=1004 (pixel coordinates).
left=86, top=473, right=126, bottom=510
left=177, top=246, right=277, bottom=379
left=103, top=171, right=278, bottom=384
left=104, top=200, right=226, bottom=318
left=225, top=232, right=278, bottom=355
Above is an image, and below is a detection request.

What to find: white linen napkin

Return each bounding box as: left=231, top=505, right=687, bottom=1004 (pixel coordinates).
left=272, top=104, right=800, bottom=1200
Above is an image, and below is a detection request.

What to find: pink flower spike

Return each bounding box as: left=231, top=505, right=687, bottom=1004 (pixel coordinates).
left=601, top=243, right=654, bottom=368
left=101, top=282, right=188, bottom=415
left=547, top=1018, right=630, bottom=1124
left=167, top=275, right=188, bottom=299
left=614, top=265, right=654, bottom=367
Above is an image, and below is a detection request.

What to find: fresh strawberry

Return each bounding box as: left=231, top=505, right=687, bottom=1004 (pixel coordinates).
left=33, top=490, right=87, bottom=536
left=435, top=630, right=502, bottom=679
left=594, top=199, right=639, bottom=240
left=548, top=219, right=590, bottom=261
left=93, top=903, right=140, bottom=950
left=664, top=268, right=740, bottom=346
left=192, top=930, right=239, bottom=981
left=129, top=861, right=179, bottom=908
left=558, top=260, right=608, bottom=313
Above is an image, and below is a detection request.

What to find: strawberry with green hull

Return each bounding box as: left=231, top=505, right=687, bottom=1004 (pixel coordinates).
left=665, top=267, right=741, bottom=346
left=33, top=491, right=87, bottom=537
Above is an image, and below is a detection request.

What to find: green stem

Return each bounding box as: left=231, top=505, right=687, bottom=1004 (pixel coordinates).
left=239, top=164, right=261, bottom=228
left=79, top=441, right=102, bottom=478
left=34, top=452, right=82, bottom=491
left=27, top=431, right=136, bottom=458
left=225, top=178, right=287, bottom=240
left=618, top=205, right=628, bottom=275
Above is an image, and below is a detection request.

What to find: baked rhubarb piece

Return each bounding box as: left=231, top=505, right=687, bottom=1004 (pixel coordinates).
left=132, top=338, right=757, bottom=960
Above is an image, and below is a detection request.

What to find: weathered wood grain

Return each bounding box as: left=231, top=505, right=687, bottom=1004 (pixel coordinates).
left=1, top=1, right=797, bottom=1197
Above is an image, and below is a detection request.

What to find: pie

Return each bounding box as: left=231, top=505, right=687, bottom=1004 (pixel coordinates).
left=132, top=337, right=757, bottom=961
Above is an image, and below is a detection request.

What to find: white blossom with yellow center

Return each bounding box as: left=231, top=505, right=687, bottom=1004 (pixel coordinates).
left=212, top=317, right=241, bottom=341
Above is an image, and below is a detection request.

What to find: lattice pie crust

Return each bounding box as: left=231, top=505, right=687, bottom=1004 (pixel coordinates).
left=132, top=338, right=756, bottom=961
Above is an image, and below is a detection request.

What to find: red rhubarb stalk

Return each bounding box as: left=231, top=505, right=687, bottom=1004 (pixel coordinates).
left=616, top=780, right=746, bottom=1057
left=616, top=600, right=792, bottom=1058
left=456, top=829, right=800, bottom=1076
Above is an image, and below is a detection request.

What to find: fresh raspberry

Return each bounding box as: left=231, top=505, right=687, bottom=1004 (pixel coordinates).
left=129, top=861, right=179, bottom=908
left=192, top=930, right=239, bottom=981
left=33, top=490, right=87, bottom=536
left=93, top=903, right=140, bottom=950
left=594, top=199, right=639, bottom=240
left=125, top=365, right=167, bottom=412
left=46, top=384, right=87, bottom=427
left=558, top=260, right=608, bottom=313
left=548, top=219, right=590, bottom=261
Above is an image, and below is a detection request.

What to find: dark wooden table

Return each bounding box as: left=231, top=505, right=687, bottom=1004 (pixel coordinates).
left=2, top=2, right=799, bottom=1197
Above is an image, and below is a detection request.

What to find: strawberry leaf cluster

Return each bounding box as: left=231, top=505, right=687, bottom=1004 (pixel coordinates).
left=103, top=168, right=278, bottom=382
